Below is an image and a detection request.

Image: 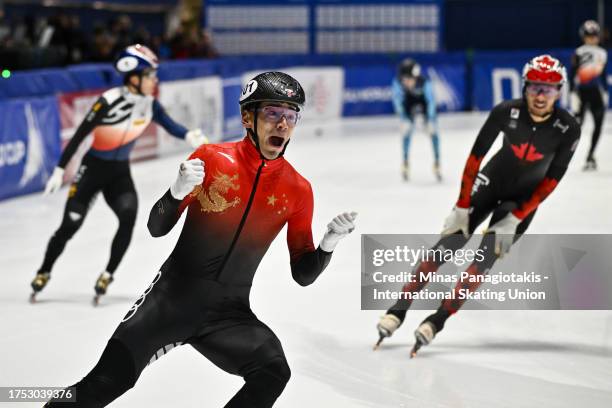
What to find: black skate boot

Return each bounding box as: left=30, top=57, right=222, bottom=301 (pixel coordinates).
left=30, top=272, right=50, bottom=303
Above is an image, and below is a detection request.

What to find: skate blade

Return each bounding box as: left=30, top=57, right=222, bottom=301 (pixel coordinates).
left=373, top=335, right=385, bottom=351
left=410, top=340, right=423, bottom=358
left=92, top=295, right=101, bottom=307
left=29, top=292, right=37, bottom=304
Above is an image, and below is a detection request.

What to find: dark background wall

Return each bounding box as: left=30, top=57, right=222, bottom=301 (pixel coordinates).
left=445, top=0, right=611, bottom=50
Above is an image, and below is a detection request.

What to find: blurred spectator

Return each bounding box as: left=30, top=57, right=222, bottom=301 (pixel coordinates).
left=0, top=6, right=11, bottom=48
left=89, top=23, right=116, bottom=62
left=169, top=22, right=218, bottom=60
left=152, top=34, right=172, bottom=59
left=193, top=28, right=219, bottom=59
left=111, top=14, right=134, bottom=56
left=47, top=13, right=85, bottom=64
left=0, top=7, right=220, bottom=69
left=133, top=24, right=152, bottom=46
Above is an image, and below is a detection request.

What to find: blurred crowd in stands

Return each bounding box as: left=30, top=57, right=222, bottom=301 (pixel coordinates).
left=0, top=7, right=218, bottom=67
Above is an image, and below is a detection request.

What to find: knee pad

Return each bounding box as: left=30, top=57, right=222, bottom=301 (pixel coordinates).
left=240, top=356, right=291, bottom=406
left=242, top=338, right=291, bottom=389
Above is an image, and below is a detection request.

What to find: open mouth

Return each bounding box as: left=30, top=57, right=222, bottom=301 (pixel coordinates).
left=268, top=136, right=285, bottom=147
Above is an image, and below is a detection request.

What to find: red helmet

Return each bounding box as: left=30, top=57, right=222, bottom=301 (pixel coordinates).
left=522, top=55, right=567, bottom=86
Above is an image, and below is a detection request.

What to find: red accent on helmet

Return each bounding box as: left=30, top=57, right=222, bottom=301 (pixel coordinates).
left=522, top=55, right=566, bottom=85
left=133, top=44, right=158, bottom=66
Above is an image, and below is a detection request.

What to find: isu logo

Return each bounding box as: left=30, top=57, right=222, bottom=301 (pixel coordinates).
left=511, top=143, right=543, bottom=162
left=190, top=171, right=241, bottom=213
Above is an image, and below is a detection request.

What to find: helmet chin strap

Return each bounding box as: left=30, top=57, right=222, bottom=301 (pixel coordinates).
left=126, top=72, right=144, bottom=96
left=247, top=105, right=266, bottom=160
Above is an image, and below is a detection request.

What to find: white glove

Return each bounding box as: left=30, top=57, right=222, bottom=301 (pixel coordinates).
left=570, top=91, right=581, bottom=115
left=485, top=213, right=521, bottom=258
left=320, top=211, right=358, bottom=252
left=170, top=159, right=205, bottom=200
left=185, top=129, right=209, bottom=149
left=441, top=206, right=469, bottom=237
left=44, top=167, right=65, bottom=195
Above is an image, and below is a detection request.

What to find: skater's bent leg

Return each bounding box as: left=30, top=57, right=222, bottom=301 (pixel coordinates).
left=39, top=201, right=88, bottom=274
left=588, top=103, right=605, bottom=160
left=103, top=177, right=138, bottom=274
left=45, top=339, right=137, bottom=407
left=225, top=345, right=291, bottom=408
left=388, top=233, right=470, bottom=321
left=400, top=119, right=414, bottom=163
left=427, top=120, right=440, bottom=163
left=435, top=207, right=536, bottom=324
left=105, top=192, right=138, bottom=273
left=191, top=317, right=290, bottom=408
left=46, top=271, right=197, bottom=406
left=38, top=159, right=100, bottom=275
left=426, top=232, right=498, bottom=332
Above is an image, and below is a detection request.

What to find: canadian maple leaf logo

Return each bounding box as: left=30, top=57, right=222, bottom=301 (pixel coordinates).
left=511, top=143, right=544, bottom=162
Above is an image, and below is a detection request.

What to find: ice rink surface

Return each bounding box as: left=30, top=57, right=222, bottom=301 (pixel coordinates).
left=1, top=112, right=612, bottom=407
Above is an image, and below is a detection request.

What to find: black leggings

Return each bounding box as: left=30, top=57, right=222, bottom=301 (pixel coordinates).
left=389, top=172, right=536, bottom=320
left=576, top=86, right=606, bottom=160
left=46, top=262, right=290, bottom=407
left=39, top=154, right=137, bottom=275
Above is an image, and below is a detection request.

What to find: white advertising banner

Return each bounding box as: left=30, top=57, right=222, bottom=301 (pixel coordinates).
left=241, top=67, right=344, bottom=122
left=158, top=76, right=224, bottom=155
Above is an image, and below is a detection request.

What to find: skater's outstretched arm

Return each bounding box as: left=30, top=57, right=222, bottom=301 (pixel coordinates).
left=391, top=78, right=407, bottom=118
left=424, top=80, right=437, bottom=122
left=152, top=99, right=189, bottom=138
left=152, top=100, right=208, bottom=148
